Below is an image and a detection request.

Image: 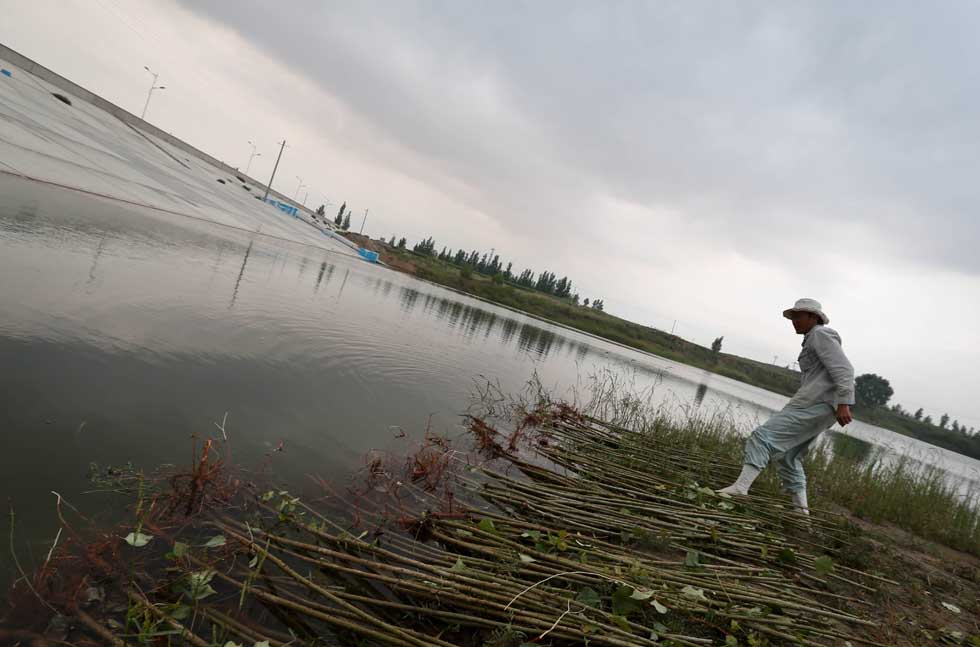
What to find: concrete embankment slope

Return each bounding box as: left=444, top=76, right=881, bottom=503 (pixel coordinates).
left=0, top=44, right=353, bottom=255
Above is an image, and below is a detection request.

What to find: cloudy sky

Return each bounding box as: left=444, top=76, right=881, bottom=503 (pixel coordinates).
left=3, top=1, right=978, bottom=428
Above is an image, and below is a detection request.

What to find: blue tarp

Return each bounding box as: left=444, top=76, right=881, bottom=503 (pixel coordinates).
left=264, top=198, right=298, bottom=217
left=358, top=248, right=379, bottom=263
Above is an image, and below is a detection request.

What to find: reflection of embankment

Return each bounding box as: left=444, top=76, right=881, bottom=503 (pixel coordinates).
left=398, top=286, right=593, bottom=361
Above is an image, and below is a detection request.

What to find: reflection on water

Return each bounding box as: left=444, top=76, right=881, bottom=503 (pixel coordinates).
left=694, top=380, right=709, bottom=408
left=828, top=431, right=876, bottom=464
left=230, top=240, right=253, bottom=308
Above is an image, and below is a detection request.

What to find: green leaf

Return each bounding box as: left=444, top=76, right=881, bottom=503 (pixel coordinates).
left=611, top=586, right=642, bottom=616
left=518, top=553, right=536, bottom=563
left=652, top=621, right=670, bottom=634
left=575, top=587, right=600, bottom=608
left=685, top=550, right=701, bottom=568
left=202, top=535, right=226, bottom=548
left=170, top=604, right=191, bottom=620
left=609, top=614, right=631, bottom=631
left=630, top=587, right=654, bottom=600
left=477, top=518, right=497, bottom=534
left=186, top=570, right=217, bottom=600
left=725, top=636, right=740, bottom=647
left=450, top=557, right=467, bottom=573
left=173, top=541, right=188, bottom=557
left=193, top=584, right=216, bottom=600
left=124, top=532, right=152, bottom=547
left=681, top=585, right=708, bottom=602
left=521, top=530, right=541, bottom=540
left=253, top=642, right=271, bottom=647
left=651, top=599, right=668, bottom=614
left=248, top=554, right=259, bottom=568
left=223, top=642, right=243, bottom=647
left=813, top=555, right=834, bottom=575
left=455, top=528, right=473, bottom=537
left=776, top=547, right=797, bottom=565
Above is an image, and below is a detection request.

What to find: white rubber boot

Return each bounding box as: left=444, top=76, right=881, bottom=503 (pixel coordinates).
left=716, top=465, right=761, bottom=496
left=791, top=489, right=810, bottom=516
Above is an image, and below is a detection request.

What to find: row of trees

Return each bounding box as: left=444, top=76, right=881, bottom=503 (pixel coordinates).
left=389, top=235, right=606, bottom=311
left=855, top=373, right=976, bottom=436
left=333, top=202, right=351, bottom=230
left=315, top=202, right=353, bottom=230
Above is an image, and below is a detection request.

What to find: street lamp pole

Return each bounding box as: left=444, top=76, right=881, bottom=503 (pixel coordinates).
left=245, top=141, right=261, bottom=174
left=359, top=208, right=369, bottom=235
left=140, top=66, right=166, bottom=120
left=262, top=140, right=287, bottom=202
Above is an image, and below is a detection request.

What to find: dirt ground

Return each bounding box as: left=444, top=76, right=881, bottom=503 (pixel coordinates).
left=830, top=508, right=980, bottom=645
left=341, top=232, right=419, bottom=274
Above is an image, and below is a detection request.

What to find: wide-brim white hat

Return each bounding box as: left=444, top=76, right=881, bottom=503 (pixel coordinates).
left=783, top=298, right=829, bottom=325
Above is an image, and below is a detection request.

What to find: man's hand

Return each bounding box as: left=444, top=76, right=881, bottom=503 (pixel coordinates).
left=836, top=404, right=853, bottom=426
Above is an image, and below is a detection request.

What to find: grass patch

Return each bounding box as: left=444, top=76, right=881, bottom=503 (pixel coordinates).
left=806, top=446, right=980, bottom=554
left=585, top=385, right=980, bottom=557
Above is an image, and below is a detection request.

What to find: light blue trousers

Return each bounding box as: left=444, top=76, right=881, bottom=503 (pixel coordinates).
left=743, top=402, right=837, bottom=493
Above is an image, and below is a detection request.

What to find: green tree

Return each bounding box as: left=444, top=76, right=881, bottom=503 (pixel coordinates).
left=711, top=336, right=724, bottom=353
left=413, top=237, right=436, bottom=255
left=854, top=373, right=893, bottom=408
left=335, top=202, right=346, bottom=226
left=923, top=415, right=933, bottom=425
left=342, top=212, right=351, bottom=230
left=940, top=413, right=950, bottom=429
left=397, top=237, right=407, bottom=249
left=913, top=407, right=923, bottom=421
left=315, top=204, right=325, bottom=217
left=583, top=298, right=590, bottom=307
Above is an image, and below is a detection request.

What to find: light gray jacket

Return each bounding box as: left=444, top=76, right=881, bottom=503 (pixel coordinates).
left=787, top=325, right=855, bottom=409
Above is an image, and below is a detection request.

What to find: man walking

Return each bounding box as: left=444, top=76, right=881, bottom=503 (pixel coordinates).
left=717, top=298, right=855, bottom=515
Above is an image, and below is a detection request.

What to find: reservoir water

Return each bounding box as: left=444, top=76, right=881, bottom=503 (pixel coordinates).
left=2, top=173, right=978, bottom=582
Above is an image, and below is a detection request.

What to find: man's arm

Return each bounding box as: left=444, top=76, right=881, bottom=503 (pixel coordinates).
left=810, top=328, right=855, bottom=425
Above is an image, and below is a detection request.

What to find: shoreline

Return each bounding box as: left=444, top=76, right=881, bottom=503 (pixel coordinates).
left=343, top=232, right=980, bottom=464
left=3, top=398, right=976, bottom=645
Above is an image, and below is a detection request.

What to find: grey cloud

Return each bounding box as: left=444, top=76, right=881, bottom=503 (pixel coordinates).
left=180, top=0, right=980, bottom=273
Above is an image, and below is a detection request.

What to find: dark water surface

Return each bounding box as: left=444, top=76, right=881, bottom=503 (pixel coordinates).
left=1, top=174, right=978, bottom=583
